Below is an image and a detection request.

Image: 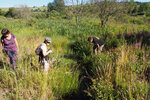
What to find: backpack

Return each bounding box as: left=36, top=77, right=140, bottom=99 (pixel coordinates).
left=35, top=45, right=41, bottom=55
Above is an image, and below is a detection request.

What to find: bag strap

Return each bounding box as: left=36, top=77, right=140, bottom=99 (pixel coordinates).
left=11, top=34, right=15, bottom=39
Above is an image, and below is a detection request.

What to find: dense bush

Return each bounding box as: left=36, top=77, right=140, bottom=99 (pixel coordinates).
left=105, top=34, right=125, bottom=49
left=0, top=9, right=6, bottom=16
left=32, top=12, right=47, bottom=19
left=70, top=39, right=92, bottom=60
left=5, top=8, right=17, bottom=18
left=86, top=46, right=149, bottom=100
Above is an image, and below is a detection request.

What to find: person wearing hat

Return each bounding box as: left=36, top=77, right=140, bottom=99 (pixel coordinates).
left=88, top=37, right=104, bottom=55
left=37, top=37, right=52, bottom=73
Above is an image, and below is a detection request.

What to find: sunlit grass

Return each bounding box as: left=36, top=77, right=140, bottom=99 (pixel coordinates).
left=0, top=16, right=150, bottom=99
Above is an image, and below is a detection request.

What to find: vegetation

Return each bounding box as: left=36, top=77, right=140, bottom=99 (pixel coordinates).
left=0, top=0, right=150, bottom=99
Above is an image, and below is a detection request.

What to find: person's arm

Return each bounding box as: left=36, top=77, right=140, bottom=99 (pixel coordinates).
left=97, top=43, right=100, bottom=48
left=42, top=49, right=52, bottom=57
left=14, top=38, right=19, bottom=52
left=1, top=39, right=4, bottom=51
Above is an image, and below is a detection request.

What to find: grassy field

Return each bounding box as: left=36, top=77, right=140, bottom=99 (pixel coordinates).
left=0, top=15, right=150, bottom=99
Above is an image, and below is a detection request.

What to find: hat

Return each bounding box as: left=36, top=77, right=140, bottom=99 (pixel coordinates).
left=45, top=37, right=51, bottom=43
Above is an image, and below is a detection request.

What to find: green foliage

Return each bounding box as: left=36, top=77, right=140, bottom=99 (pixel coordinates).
left=26, top=17, right=37, bottom=26
left=5, top=7, right=31, bottom=19
left=0, top=43, right=80, bottom=99
left=86, top=46, right=149, bottom=100
left=105, top=34, right=125, bottom=49
left=70, top=38, right=92, bottom=60
left=0, top=14, right=150, bottom=99
left=131, top=19, right=144, bottom=25
left=138, top=3, right=150, bottom=16
left=5, top=8, right=17, bottom=18
left=89, top=80, right=114, bottom=100
left=32, top=12, right=47, bottom=19
left=47, top=10, right=61, bottom=19
left=47, top=0, right=65, bottom=12
left=47, top=2, right=55, bottom=12
left=0, top=9, right=6, bottom=16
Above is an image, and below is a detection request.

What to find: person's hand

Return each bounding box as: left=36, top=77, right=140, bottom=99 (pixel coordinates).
left=97, top=44, right=100, bottom=48
left=48, top=49, right=52, bottom=53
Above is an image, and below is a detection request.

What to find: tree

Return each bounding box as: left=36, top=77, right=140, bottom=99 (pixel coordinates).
left=5, top=5, right=31, bottom=19
left=0, top=9, right=6, bottom=16
left=138, top=3, right=150, bottom=16
left=47, top=2, right=55, bottom=12
left=128, top=0, right=136, bottom=14
left=5, top=7, right=17, bottom=17
left=17, top=5, right=31, bottom=19
left=90, top=0, right=129, bottom=27
left=47, top=0, right=65, bottom=12
left=55, top=0, right=65, bottom=11
left=65, top=0, right=87, bottom=25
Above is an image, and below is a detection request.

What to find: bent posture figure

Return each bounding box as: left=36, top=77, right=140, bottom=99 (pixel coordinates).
left=88, top=37, right=104, bottom=55
left=36, top=38, right=52, bottom=73
left=1, top=28, right=19, bottom=69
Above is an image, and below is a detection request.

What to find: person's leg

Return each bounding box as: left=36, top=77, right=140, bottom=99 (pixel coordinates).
left=97, top=44, right=101, bottom=53
left=43, top=59, right=49, bottom=73
left=93, top=45, right=97, bottom=55
left=5, top=51, right=16, bottom=69
left=97, top=44, right=104, bottom=54
left=100, top=44, right=104, bottom=52
left=11, top=51, right=17, bottom=69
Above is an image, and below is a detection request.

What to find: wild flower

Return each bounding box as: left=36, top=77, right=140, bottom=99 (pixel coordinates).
left=21, top=47, right=24, bottom=50
left=133, top=59, right=136, bottom=63
left=5, top=57, right=9, bottom=63
left=143, top=57, right=146, bottom=62
left=17, top=54, right=22, bottom=60
left=135, top=42, right=141, bottom=48
left=27, top=46, right=31, bottom=55
left=128, top=86, right=130, bottom=90
left=146, top=54, right=149, bottom=57
left=131, top=78, right=134, bottom=81
left=22, top=70, right=27, bottom=73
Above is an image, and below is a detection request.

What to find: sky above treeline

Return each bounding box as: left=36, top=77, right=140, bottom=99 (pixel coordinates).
left=0, top=0, right=149, bottom=8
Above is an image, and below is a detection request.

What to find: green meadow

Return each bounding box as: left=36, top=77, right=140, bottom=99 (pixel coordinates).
left=0, top=5, right=150, bottom=100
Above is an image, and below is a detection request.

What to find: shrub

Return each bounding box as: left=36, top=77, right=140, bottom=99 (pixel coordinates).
left=105, top=35, right=124, bottom=49
left=47, top=10, right=61, bottom=19
left=131, top=19, right=144, bottom=25
left=70, top=39, right=92, bottom=60
left=0, top=9, right=6, bottom=16
left=32, top=12, right=47, bottom=19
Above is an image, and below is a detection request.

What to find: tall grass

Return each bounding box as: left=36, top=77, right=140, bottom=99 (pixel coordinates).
left=0, top=16, right=150, bottom=99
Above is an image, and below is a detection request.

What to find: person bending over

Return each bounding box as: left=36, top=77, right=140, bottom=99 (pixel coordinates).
left=88, top=37, right=104, bottom=55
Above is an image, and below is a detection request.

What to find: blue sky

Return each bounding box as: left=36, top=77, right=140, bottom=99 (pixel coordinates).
left=0, top=0, right=149, bottom=8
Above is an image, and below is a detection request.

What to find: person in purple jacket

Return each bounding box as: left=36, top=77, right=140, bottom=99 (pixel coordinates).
left=1, top=28, right=19, bottom=69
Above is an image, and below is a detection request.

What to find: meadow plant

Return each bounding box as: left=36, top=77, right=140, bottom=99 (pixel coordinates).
left=0, top=16, right=150, bottom=99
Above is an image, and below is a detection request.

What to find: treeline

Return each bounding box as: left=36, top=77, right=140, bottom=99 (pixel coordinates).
left=131, top=2, right=150, bottom=16
left=0, top=0, right=150, bottom=26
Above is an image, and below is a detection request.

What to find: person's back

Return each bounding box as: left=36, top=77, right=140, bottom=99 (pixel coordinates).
left=92, top=37, right=104, bottom=46
left=88, top=37, right=105, bottom=54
